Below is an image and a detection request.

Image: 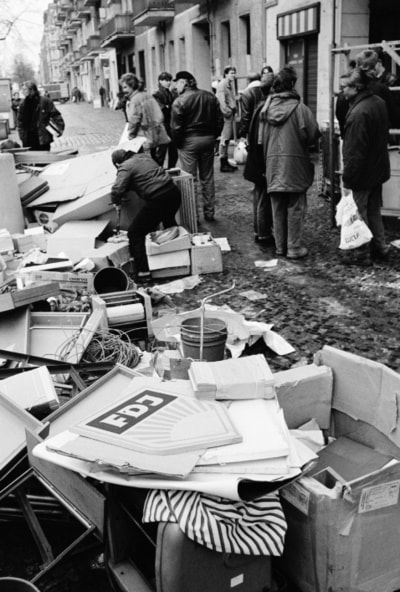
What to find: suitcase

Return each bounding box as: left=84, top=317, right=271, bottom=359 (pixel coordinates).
left=155, top=522, right=272, bottom=592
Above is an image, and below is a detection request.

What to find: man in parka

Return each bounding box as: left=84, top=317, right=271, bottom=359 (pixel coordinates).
left=341, top=68, right=391, bottom=264
left=260, top=66, right=320, bottom=259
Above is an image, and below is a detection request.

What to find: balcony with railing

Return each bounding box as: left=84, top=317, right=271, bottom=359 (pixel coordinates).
left=131, top=0, right=174, bottom=27
left=66, top=17, right=81, bottom=32
left=87, top=34, right=101, bottom=53
left=79, top=44, right=88, bottom=59
left=59, top=0, right=74, bottom=11
left=76, top=0, right=91, bottom=19
left=99, top=14, right=135, bottom=47
left=82, top=0, right=100, bottom=7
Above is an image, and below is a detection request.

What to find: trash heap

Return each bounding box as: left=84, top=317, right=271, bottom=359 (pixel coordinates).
left=1, top=149, right=400, bottom=592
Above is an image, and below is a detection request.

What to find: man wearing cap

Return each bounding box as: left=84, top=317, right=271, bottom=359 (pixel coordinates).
left=111, top=142, right=181, bottom=281
left=170, top=70, right=219, bottom=222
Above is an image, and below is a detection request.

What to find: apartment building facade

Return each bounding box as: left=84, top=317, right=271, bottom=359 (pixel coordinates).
left=40, top=0, right=400, bottom=123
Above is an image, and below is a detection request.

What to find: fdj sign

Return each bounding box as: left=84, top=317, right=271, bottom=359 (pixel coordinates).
left=87, top=390, right=176, bottom=434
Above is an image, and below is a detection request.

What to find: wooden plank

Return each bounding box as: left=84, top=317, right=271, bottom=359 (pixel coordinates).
left=0, top=282, right=60, bottom=313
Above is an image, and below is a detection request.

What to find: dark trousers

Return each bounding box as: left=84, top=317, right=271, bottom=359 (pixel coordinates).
left=128, top=185, right=181, bottom=272
left=253, top=181, right=273, bottom=240
left=270, top=192, right=306, bottom=254
left=353, top=185, right=387, bottom=254
left=178, top=135, right=215, bottom=218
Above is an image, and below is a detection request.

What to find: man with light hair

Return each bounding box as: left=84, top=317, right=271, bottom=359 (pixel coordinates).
left=216, top=65, right=237, bottom=172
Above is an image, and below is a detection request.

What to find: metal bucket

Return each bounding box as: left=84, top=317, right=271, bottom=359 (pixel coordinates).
left=93, top=266, right=130, bottom=294
left=180, top=317, right=227, bottom=361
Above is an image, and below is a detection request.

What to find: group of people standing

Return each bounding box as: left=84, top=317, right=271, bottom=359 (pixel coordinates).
left=111, top=48, right=396, bottom=281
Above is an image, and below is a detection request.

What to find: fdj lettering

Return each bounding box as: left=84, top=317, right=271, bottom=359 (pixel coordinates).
left=87, top=390, right=176, bottom=434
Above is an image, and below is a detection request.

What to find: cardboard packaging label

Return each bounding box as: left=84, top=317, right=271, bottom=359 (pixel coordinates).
left=359, top=480, right=400, bottom=513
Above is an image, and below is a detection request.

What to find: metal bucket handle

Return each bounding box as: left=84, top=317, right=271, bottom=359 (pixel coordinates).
left=199, top=282, right=235, bottom=361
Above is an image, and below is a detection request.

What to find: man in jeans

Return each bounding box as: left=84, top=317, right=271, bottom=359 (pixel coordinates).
left=216, top=66, right=237, bottom=172
left=171, top=71, right=219, bottom=222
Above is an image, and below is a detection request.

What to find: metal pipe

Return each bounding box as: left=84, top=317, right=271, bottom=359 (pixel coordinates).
left=329, top=0, right=338, bottom=227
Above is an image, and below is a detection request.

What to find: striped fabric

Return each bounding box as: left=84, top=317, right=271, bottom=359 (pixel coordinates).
left=143, top=489, right=287, bottom=556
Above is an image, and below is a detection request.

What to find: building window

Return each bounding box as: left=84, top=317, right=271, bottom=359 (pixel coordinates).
left=221, top=20, right=231, bottom=66
left=179, top=36, right=186, bottom=69
left=240, top=14, right=251, bottom=56
left=138, top=50, right=146, bottom=88
left=159, top=44, right=165, bottom=71
left=151, top=46, right=156, bottom=77
left=168, top=40, right=175, bottom=73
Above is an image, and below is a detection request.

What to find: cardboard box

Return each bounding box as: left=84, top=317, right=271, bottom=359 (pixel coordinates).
left=148, top=250, right=191, bottom=279
left=17, top=270, right=94, bottom=291
left=145, top=226, right=191, bottom=256
left=12, top=233, right=35, bottom=253
left=0, top=281, right=61, bottom=313
left=274, top=364, right=333, bottom=430
left=280, top=346, right=400, bottom=592
left=46, top=220, right=110, bottom=264
left=190, top=236, right=223, bottom=274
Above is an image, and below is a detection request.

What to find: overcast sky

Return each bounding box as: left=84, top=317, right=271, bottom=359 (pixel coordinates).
left=0, top=0, right=51, bottom=77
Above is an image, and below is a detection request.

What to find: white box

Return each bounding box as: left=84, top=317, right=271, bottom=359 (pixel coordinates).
left=145, top=226, right=191, bottom=256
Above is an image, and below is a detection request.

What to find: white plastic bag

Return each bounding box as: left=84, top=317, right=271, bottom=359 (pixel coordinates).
left=337, top=191, right=373, bottom=250
left=119, top=122, right=130, bottom=145
left=233, top=139, right=248, bottom=164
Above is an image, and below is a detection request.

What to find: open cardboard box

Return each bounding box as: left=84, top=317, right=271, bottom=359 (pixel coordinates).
left=279, top=346, right=400, bottom=592
left=145, top=226, right=191, bottom=256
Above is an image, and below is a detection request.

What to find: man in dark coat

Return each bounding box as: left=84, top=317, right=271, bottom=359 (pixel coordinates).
left=241, top=66, right=275, bottom=246
left=171, top=71, right=219, bottom=222
left=111, top=143, right=181, bottom=281
left=341, top=68, right=391, bottom=263
left=238, top=66, right=274, bottom=139
left=17, top=81, right=65, bottom=151
left=153, top=71, right=178, bottom=169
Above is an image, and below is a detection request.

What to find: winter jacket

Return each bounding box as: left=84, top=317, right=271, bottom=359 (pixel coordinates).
left=238, top=86, right=265, bottom=138
left=243, top=101, right=266, bottom=184
left=170, top=87, right=218, bottom=148
left=126, top=90, right=170, bottom=149
left=260, top=90, right=320, bottom=194
left=153, top=85, right=177, bottom=133
left=111, top=153, right=176, bottom=205
left=216, top=77, right=237, bottom=118
left=342, top=89, right=390, bottom=191
left=17, top=95, right=65, bottom=147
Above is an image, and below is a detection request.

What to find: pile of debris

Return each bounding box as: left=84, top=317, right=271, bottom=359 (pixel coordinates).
left=2, top=149, right=400, bottom=592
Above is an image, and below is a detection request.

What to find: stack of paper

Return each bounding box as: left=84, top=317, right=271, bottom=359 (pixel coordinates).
left=189, top=354, right=275, bottom=400
left=194, top=399, right=291, bottom=475
left=43, top=377, right=242, bottom=478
